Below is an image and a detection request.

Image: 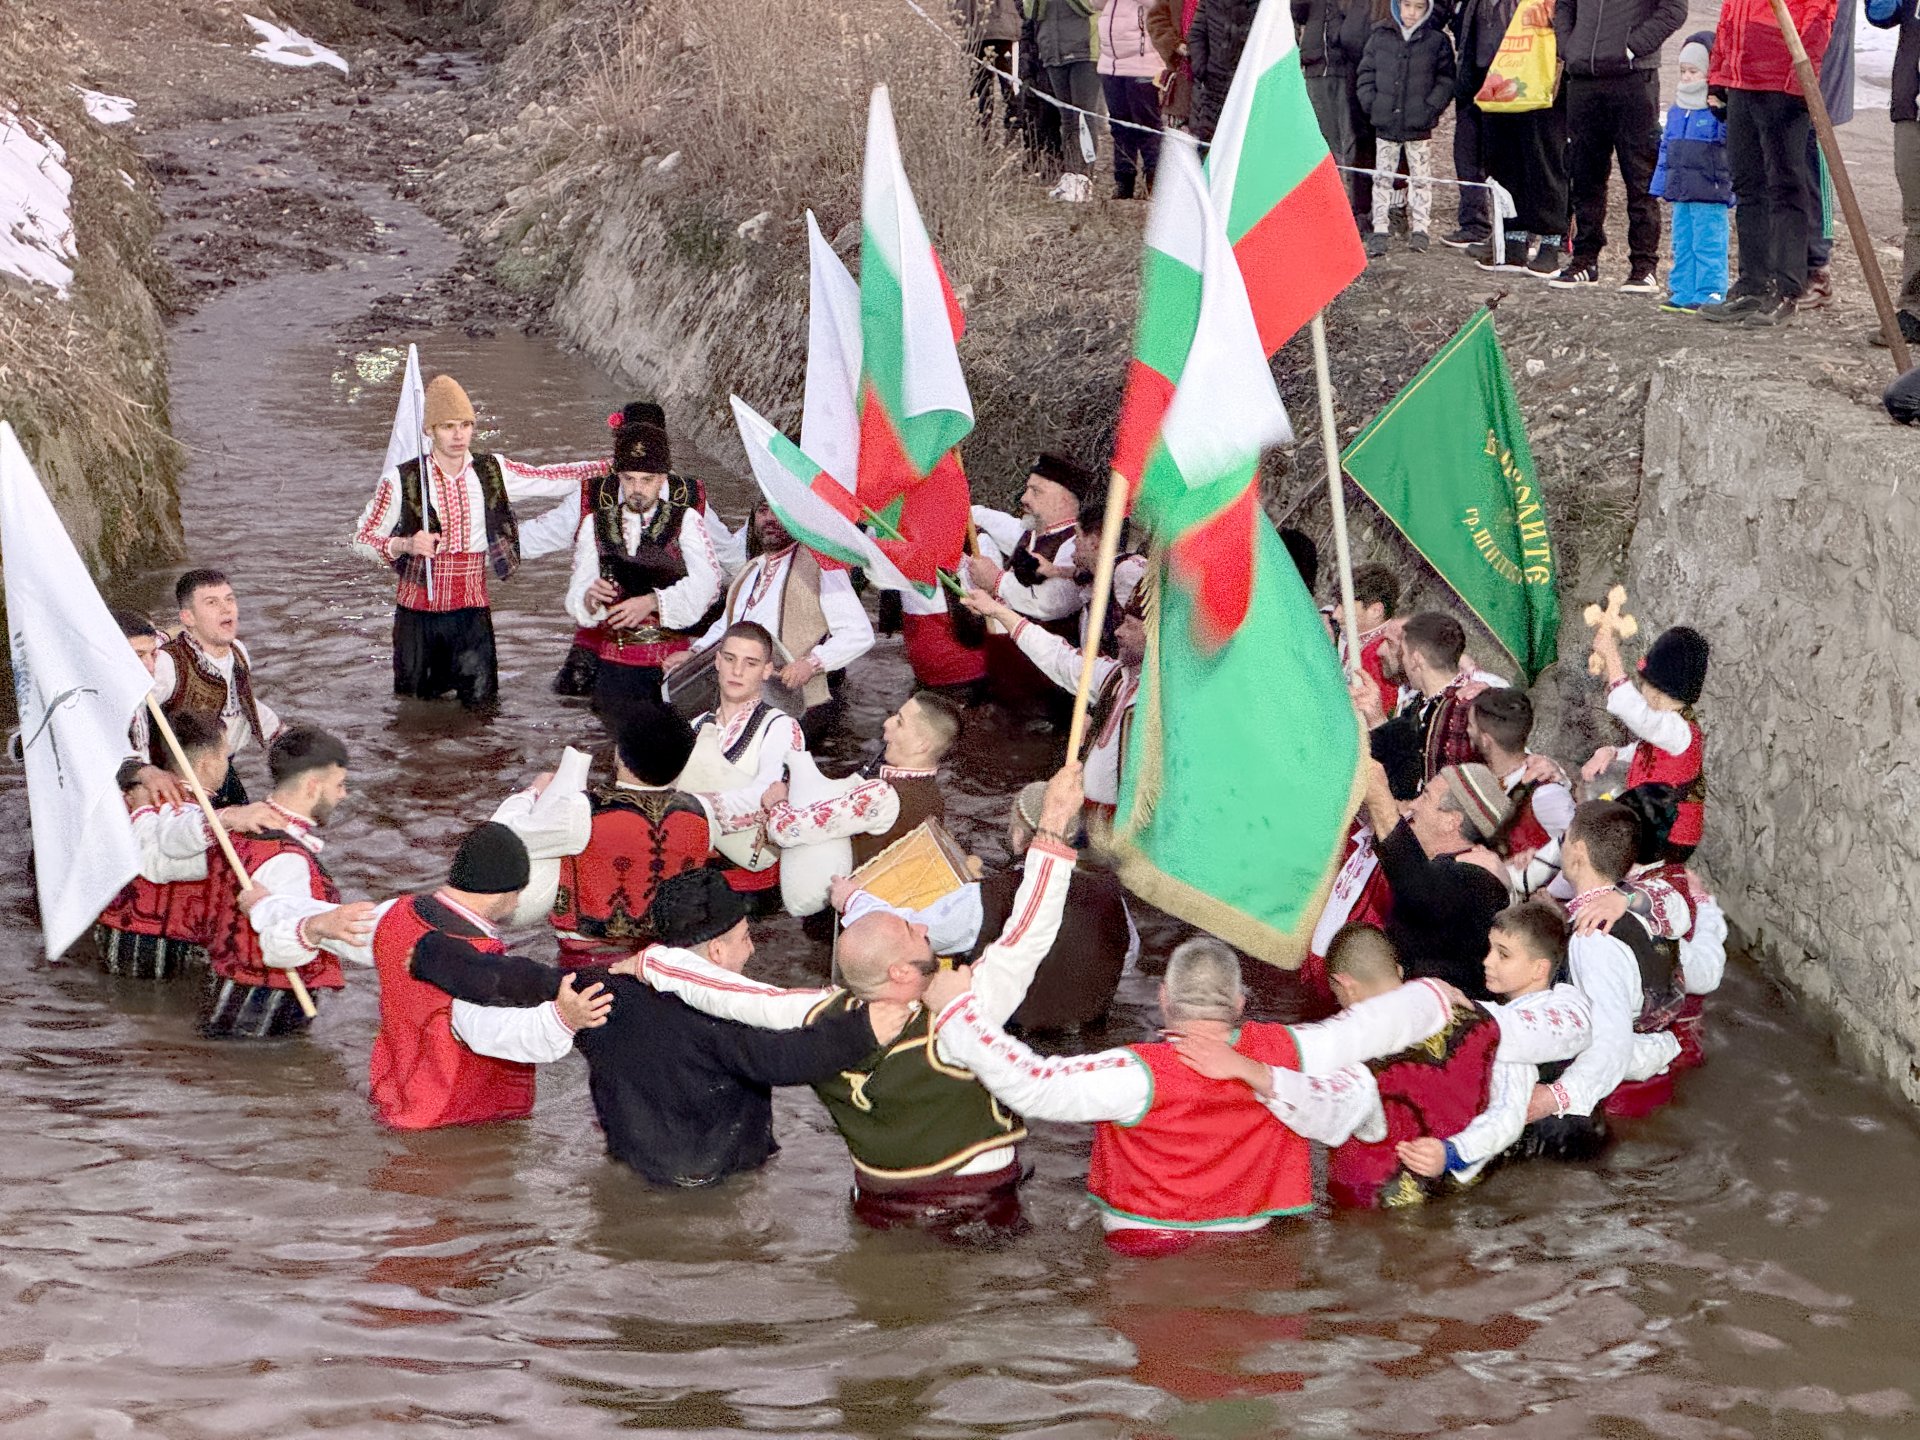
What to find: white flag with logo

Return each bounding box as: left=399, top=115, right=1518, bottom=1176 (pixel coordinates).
left=0, top=423, right=155, bottom=958
left=381, top=342, right=427, bottom=477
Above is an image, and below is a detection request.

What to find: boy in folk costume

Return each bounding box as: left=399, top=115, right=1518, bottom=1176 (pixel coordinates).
left=201, top=727, right=377, bottom=1039
left=352, top=374, right=599, bottom=711
left=1616, top=784, right=1727, bottom=1072
left=1333, top=562, right=1402, bottom=720
left=1470, top=687, right=1576, bottom=866
left=1582, top=621, right=1710, bottom=859
left=675, top=623, right=806, bottom=913
left=673, top=503, right=874, bottom=745
left=154, top=570, right=283, bottom=806
left=562, top=416, right=724, bottom=712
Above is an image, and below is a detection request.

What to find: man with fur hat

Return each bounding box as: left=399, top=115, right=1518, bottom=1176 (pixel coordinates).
left=1581, top=621, right=1709, bottom=857
left=353, top=373, right=603, bottom=710
left=563, top=408, right=724, bottom=712
left=966, top=453, right=1098, bottom=710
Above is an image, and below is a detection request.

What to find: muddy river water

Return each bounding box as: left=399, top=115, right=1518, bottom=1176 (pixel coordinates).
left=1, top=81, right=1918, bottom=1440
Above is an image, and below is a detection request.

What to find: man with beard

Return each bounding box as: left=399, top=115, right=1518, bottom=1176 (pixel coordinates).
left=1360, top=611, right=1489, bottom=800
left=966, top=453, right=1096, bottom=713
left=672, top=501, right=873, bottom=745
left=154, top=570, right=284, bottom=806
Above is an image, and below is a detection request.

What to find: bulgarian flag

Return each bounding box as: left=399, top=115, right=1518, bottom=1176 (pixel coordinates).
left=1205, top=0, right=1367, bottom=356
left=800, top=209, right=862, bottom=492
left=1109, top=142, right=1363, bottom=968
left=731, top=396, right=920, bottom=595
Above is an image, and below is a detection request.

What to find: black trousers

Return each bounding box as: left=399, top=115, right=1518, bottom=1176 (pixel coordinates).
left=592, top=658, right=666, bottom=716
left=394, top=605, right=498, bottom=709
left=1565, top=71, right=1661, bottom=268
left=1101, top=75, right=1162, bottom=194
left=1727, top=88, right=1815, bottom=299
left=1483, top=93, right=1569, bottom=238
left=1453, top=95, right=1490, bottom=235
left=201, top=978, right=314, bottom=1039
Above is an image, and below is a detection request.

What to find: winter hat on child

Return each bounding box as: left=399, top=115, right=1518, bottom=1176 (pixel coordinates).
left=424, top=375, right=476, bottom=429
left=449, top=822, right=531, bottom=895
left=649, top=869, right=749, bottom=950
left=1676, top=35, right=1711, bottom=108
left=1638, top=626, right=1710, bottom=705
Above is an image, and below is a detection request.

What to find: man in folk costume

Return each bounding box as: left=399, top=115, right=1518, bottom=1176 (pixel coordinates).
left=546, top=703, right=718, bottom=965
left=635, top=763, right=1086, bottom=1227
left=832, top=778, right=1138, bottom=1034
left=352, top=374, right=599, bottom=711
left=1332, top=562, right=1402, bottom=720
left=672, top=502, right=874, bottom=745
left=1360, top=611, right=1488, bottom=800
left=153, top=569, right=283, bottom=806
left=202, top=727, right=376, bottom=1039
left=563, top=416, right=724, bottom=712
left=97, top=711, right=274, bottom=980
left=110, top=611, right=185, bottom=798
left=1469, top=688, right=1577, bottom=885
left=965, top=453, right=1096, bottom=709
left=364, top=822, right=613, bottom=1131
left=675, top=623, right=805, bottom=913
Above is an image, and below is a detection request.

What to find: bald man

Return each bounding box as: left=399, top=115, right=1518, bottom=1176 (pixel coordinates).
left=627, top=762, right=1087, bottom=1230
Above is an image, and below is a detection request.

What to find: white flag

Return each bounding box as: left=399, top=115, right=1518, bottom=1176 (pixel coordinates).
left=381, top=342, right=427, bottom=478
left=0, top=423, right=154, bottom=958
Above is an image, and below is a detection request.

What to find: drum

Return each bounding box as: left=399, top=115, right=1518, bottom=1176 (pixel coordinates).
left=844, top=820, right=977, bottom=913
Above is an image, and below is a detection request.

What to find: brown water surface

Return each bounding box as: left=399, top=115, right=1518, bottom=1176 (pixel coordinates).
left=0, top=88, right=1916, bottom=1440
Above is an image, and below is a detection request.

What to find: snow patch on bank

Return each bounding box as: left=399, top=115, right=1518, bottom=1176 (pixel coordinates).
left=0, top=111, right=76, bottom=297
left=76, top=89, right=136, bottom=125
left=243, top=16, right=349, bottom=75
left=1856, top=8, right=1897, bottom=111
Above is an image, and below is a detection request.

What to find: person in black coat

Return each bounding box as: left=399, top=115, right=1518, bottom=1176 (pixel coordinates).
left=1187, top=0, right=1258, bottom=140
left=1355, top=0, right=1455, bottom=252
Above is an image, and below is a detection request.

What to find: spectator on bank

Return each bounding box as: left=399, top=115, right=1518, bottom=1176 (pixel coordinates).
left=1546, top=0, right=1686, bottom=291
left=1458, top=0, right=1571, bottom=276
left=1026, top=0, right=1106, bottom=201
left=1869, top=0, right=1920, bottom=345
left=959, top=0, right=1024, bottom=137
left=1145, top=0, right=1198, bottom=127
left=1357, top=0, right=1457, bottom=254
left=1298, top=0, right=1365, bottom=207
left=1698, top=0, right=1841, bottom=326
left=1651, top=35, right=1734, bottom=311
left=1443, top=0, right=1500, bottom=245
left=1099, top=0, right=1165, bottom=197
left=1189, top=0, right=1258, bottom=140
left=1802, top=6, right=1856, bottom=308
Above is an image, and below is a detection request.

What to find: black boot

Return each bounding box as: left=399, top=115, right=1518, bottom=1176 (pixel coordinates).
left=551, top=643, right=599, bottom=697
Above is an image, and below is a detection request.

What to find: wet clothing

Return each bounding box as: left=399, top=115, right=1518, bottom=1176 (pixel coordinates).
left=552, top=783, right=718, bottom=962
left=94, top=801, right=220, bottom=979
left=1375, top=820, right=1510, bottom=1001
left=393, top=604, right=498, bottom=709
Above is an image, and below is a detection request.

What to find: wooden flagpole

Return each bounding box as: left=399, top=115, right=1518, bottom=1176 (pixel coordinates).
left=1767, top=0, right=1911, bottom=372
left=1066, top=477, right=1133, bottom=757
left=1310, top=314, right=1365, bottom=678
left=144, top=696, right=316, bottom=1018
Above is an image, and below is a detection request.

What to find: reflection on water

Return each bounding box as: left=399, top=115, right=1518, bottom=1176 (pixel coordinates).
left=0, top=110, right=1916, bottom=1440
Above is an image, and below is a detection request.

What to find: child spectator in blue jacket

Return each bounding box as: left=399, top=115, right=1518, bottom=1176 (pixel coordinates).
left=1651, top=34, right=1734, bottom=312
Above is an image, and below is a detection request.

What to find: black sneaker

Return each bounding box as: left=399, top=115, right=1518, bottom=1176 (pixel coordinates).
left=1366, top=232, right=1388, bottom=258
left=1619, top=268, right=1658, bottom=294
left=1409, top=231, right=1431, bottom=253
left=1869, top=309, right=1920, bottom=347
left=1441, top=226, right=1488, bottom=249
left=1527, top=243, right=1565, bottom=278
left=1547, top=258, right=1602, bottom=288
left=1475, top=236, right=1531, bottom=272
left=1743, top=295, right=1798, bottom=327
left=1698, top=293, right=1770, bottom=324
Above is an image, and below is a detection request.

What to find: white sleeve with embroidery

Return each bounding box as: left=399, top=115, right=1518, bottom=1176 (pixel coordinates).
left=352, top=472, right=403, bottom=566
left=656, top=506, right=725, bottom=631
left=1263, top=1063, right=1386, bottom=1145
left=516, top=496, right=585, bottom=561
left=933, top=993, right=1150, bottom=1124
left=246, top=851, right=333, bottom=971
left=996, top=536, right=1084, bottom=622
left=956, top=840, right=1077, bottom=1034
left=705, top=714, right=804, bottom=835
left=969, top=506, right=1028, bottom=560
left=1558, top=933, right=1642, bottom=1115
left=1627, top=1029, right=1682, bottom=1082
left=1530, top=781, right=1577, bottom=842
left=1289, top=979, right=1452, bottom=1075
left=1606, top=678, right=1693, bottom=757
left=451, top=999, right=578, bottom=1063
left=637, top=945, right=833, bottom=1030
left=843, top=884, right=984, bottom=958
left=139, top=805, right=213, bottom=882
left=1446, top=1059, right=1534, bottom=1171
left=499, top=456, right=605, bottom=504
left=811, top=566, right=876, bottom=672
left=1681, top=895, right=1728, bottom=995
left=1485, top=984, right=1592, bottom=1064
left=765, top=775, right=899, bottom=846
left=1011, top=619, right=1114, bottom=697
left=708, top=508, right=748, bottom=578
left=150, top=649, right=178, bottom=708
left=564, top=513, right=608, bottom=629
left=1628, top=872, right=1692, bottom=940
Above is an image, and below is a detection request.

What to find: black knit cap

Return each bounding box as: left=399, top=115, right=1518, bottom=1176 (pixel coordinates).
left=1637, top=625, right=1710, bottom=705
left=1617, top=783, right=1680, bottom=866
left=1031, top=451, right=1095, bottom=500
left=649, top=869, right=748, bottom=949
left=614, top=421, right=672, bottom=476
left=613, top=702, right=698, bottom=786
left=449, top=822, right=530, bottom=895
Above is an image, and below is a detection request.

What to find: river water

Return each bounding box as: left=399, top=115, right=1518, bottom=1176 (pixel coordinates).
left=0, top=76, right=1917, bottom=1440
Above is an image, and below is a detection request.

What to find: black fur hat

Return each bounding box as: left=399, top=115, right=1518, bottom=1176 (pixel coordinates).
left=649, top=869, right=748, bottom=949
left=1031, top=451, right=1095, bottom=500
left=1638, top=626, right=1710, bottom=705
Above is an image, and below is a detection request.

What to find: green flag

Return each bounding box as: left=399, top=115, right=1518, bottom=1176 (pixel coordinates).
left=1340, top=308, right=1561, bottom=683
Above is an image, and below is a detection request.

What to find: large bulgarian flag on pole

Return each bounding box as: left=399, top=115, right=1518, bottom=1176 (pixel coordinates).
left=855, top=86, right=973, bottom=590
left=1109, top=140, right=1363, bottom=968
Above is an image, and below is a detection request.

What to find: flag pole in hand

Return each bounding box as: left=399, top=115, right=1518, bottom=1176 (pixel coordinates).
left=144, top=697, right=316, bottom=1019
left=1311, top=313, right=1364, bottom=678
left=1066, top=477, right=1133, bottom=758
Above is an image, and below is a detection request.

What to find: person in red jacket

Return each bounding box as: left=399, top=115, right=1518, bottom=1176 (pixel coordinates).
left=1697, top=0, right=1841, bottom=325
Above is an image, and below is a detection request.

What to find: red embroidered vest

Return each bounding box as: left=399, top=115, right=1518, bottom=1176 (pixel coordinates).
left=99, top=872, right=216, bottom=946
left=1501, top=783, right=1553, bottom=856
left=1625, top=714, right=1706, bottom=847
left=551, top=787, right=713, bottom=957
left=368, top=895, right=537, bottom=1131
left=1328, top=1001, right=1500, bottom=1209
left=1087, top=1023, right=1312, bottom=1228
left=204, top=832, right=344, bottom=991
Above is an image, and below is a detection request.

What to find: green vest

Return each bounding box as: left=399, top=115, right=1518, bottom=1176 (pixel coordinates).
left=806, top=992, right=1026, bottom=1181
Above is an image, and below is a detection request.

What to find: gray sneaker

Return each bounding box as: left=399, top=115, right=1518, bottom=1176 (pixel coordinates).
left=1698, top=293, right=1770, bottom=323
left=1409, top=231, right=1431, bottom=253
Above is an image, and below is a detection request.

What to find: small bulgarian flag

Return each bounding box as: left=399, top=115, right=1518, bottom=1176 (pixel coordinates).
left=1207, top=0, right=1366, bottom=356
left=730, top=396, right=920, bottom=595
left=856, top=85, right=973, bottom=514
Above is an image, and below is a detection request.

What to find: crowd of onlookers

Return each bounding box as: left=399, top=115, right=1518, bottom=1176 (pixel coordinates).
left=960, top=0, right=1920, bottom=336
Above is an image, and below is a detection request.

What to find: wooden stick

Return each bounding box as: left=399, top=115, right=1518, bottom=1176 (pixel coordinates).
left=1766, top=0, right=1911, bottom=372
left=145, top=696, right=317, bottom=1019
left=1310, top=314, right=1365, bottom=678
left=1065, top=477, right=1133, bottom=758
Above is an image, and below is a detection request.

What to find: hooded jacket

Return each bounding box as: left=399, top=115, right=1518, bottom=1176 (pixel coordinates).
left=1356, top=7, right=1458, bottom=138
left=1027, top=0, right=1101, bottom=67
left=1553, top=0, right=1688, bottom=78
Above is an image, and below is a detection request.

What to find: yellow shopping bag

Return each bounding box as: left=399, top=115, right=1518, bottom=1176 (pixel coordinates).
left=1474, top=0, right=1557, bottom=113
